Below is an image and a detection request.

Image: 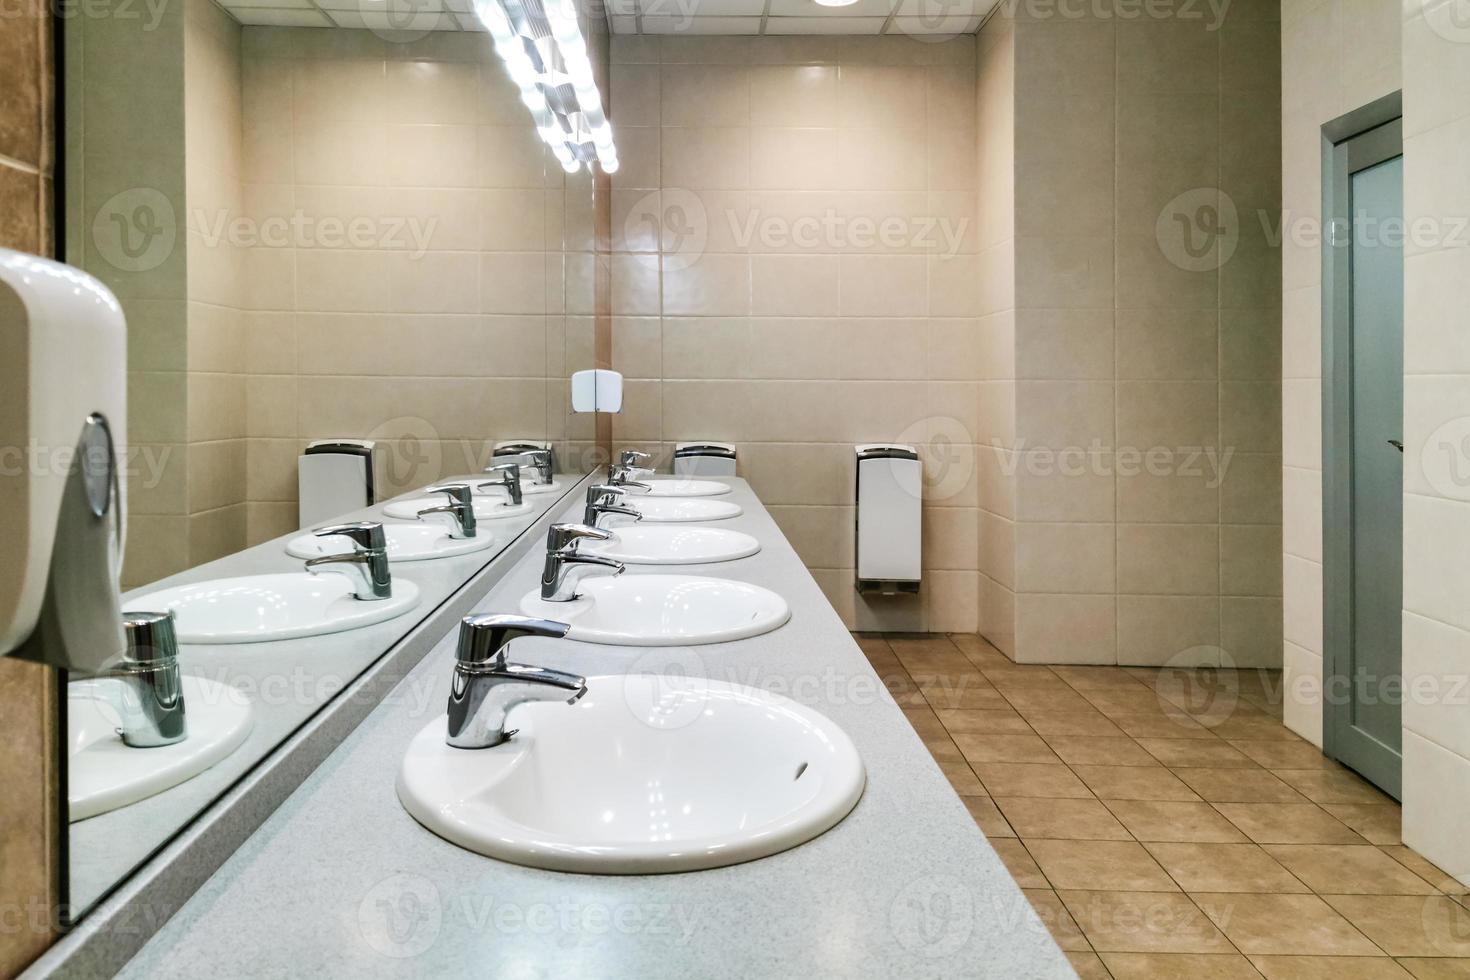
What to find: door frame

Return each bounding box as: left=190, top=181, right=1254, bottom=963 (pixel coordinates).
left=1321, top=92, right=1404, bottom=799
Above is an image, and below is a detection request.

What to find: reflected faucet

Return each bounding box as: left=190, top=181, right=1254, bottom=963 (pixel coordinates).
left=583, top=484, right=643, bottom=528
left=540, top=523, right=625, bottom=601
left=477, top=461, right=524, bottom=506
left=304, top=522, right=393, bottom=600
left=446, top=614, right=586, bottom=749
left=416, top=484, right=478, bottom=539
left=102, top=611, right=188, bottom=748
left=520, top=449, right=554, bottom=486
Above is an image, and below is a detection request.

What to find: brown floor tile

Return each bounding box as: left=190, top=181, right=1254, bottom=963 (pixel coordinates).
left=1398, top=957, right=1470, bottom=978
left=1274, top=769, right=1396, bottom=805
left=903, top=706, right=950, bottom=741
left=888, top=636, right=973, bottom=673
left=1250, top=954, right=1415, bottom=978
left=1025, top=888, right=1092, bottom=951
left=922, top=736, right=965, bottom=762
left=1060, top=890, right=1231, bottom=953
left=952, top=733, right=1061, bottom=764
left=1044, top=736, right=1163, bottom=767
left=881, top=672, right=931, bottom=707
left=1101, top=952, right=1265, bottom=979
left=1110, top=712, right=1218, bottom=739
left=989, top=837, right=1048, bottom=887
left=1067, top=950, right=1113, bottom=979
left=1174, top=768, right=1312, bottom=803
left=938, top=760, right=985, bottom=795
left=1083, top=689, right=1186, bottom=717
left=1000, top=687, right=1099, bottom=713
left=948, top=632, right=1012, bottom=668
left=1144, top=842, right=1309, bottom=893
left=1230, top=740, right=1342, bottom=769
left=1026, top=839, right=1178, bottom=892
left=1054, top=666, right=1150, bottom=691
left=1325, top=895, right=1470, bottom=957
left=1072, top=765, right=1202, bottom=802
left=996, top=797, right=1133, bottom=840
left=1105, top=801, right=1250, bottom=843
left=1202, top=715, right=1305, bottom=740
left=982, top=664, right=1067, bottom=687
left=971, top=762, right=1094, bottom=799
left=1322, top=805, right=1402, bottom=846
left=1213, top=803, right=1367, bottom=844
left=934, top=707, right=1032, bottom=734
left=962, top=795, right=1015, bottom=837
left=918, top=678, right=1011, bottom=710
left=1380, top=847, right=1470, bottom=896
left=1194, top=893, right=1381, bottom=956
left=1264, top=845, right=1438, bottom=895
left=1138, top=738, right=1259, bottom=768
left=853, top=633, right=894, bottom=662
left=1020, top=709, right=1127, bottom=738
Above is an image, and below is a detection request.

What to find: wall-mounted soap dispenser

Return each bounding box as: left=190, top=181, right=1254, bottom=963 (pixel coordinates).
left=0, top=248, right=130, bottom=673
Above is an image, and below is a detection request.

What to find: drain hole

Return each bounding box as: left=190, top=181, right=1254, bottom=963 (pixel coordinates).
left=794, top=761, right=809, bottom=781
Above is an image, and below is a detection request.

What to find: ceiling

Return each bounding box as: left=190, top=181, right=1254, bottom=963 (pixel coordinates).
left=215, top=0, right=995, bottom=36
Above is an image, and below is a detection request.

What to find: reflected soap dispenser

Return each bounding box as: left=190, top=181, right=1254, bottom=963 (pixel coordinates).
left=0, top=247, right=130, bottom=674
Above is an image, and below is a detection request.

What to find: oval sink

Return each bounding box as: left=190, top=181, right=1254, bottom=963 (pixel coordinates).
left=69, top=675, right=254, bottom=820
left=435, top=476, right=563, bottom=497
left=624, top=497, right=742, bottom=523
left=382, top=496, right=535, bottom=522
left=285, top=523, right=496, bottom=563
left=519, top=574, right=788, bottom=645
left=579, top=525, right=759, bottom=565
left=636, top=479, right=731, bottom=498
left=127, top=573, right=422, bottom=644
left=397, top=674, right=865, bottom=874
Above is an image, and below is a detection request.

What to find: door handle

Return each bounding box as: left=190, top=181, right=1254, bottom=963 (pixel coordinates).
left=1388, top=440, right=1404, bottom=452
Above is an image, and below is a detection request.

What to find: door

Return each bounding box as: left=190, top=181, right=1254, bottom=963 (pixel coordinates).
left=1324, top=118, right=1404, bottom=799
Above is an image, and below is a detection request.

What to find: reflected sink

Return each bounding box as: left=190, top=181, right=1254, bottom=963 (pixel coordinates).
left=397, top=674, right=864, bottom=873
left=623, top=497, right=742, bottom=523
left=127, top=573, right=422, bottom=644
left=579, top=525, right=759, bottom=565
left=285, top=523, right=496, bottom=563
left=69, top=675, right=254, bottom=820
left=436, top=476, right=563, bottom=497
left=382, top=496, right=535, bottom=522
left=635, top=478, right=731, bottom=498
left=520, top=574, right=788, bottom=645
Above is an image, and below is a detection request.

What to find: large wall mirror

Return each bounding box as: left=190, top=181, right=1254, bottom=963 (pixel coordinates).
left=60, top=0, right=610, bottom=918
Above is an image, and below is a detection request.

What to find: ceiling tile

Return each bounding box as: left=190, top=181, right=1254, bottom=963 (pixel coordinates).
left=227, top=6, right=333, bottom=24
left=638, top=14, right=762, bottom=31
left=887, top=13, right=981, bottom=32
left=638, top=0, right=765, bottom=15
left=765, top=14, right=886, bottom=31
left=216, top=0, right=315, bottom=10
left=314, top=0, right=445, bottom=10
left=327, top=7, right=462, bottom=29
left=894, top=0, right=993, bottom=15
left=767, top=0, right=896, bottom=16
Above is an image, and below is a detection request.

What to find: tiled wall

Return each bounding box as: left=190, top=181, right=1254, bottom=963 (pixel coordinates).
left=1399, top=0, right=1470, bottom=888
left=607, top=34, right=983, bottom=632
left=237, top=26, right=605, bottom=546
left=0, top=1, right=61, bottom=972
left=975, top=4, right=1284, bottom=666
left=1278, top=0, right=1401, bottom=745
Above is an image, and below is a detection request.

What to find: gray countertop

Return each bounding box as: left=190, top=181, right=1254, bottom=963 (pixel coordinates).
left=114, top=479, right=1076, bottom=979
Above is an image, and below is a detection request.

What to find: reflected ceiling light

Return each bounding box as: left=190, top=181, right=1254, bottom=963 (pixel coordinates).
left=473, top=0, right=619, bottom=175
left=813, top=0, right=861, bottom=6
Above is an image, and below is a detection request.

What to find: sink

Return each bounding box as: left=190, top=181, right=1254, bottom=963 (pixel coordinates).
left=396, top=674, right=865, bottom=873
left=622, top=497, right=743, bottom=523
left=69, top=676, right=253, bottom=820
left=635, top=478, right=731, bottom=498
left=436, top=476, right=563, bottom=497
left=284, top=523, right=496, bottom=562
left=579, top=525, right=759, bottom=565
left=127, top=573, right=422, bottom=644
left=519, top=573, right=788, bottom=645
left=382, top=496, right=535, bottom=522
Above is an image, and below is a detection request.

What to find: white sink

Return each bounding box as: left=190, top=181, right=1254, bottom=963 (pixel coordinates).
left=579, top=525, right=759, bottom=565
left=285, top=523, right=496, bottom=563
left=519, top=574, right=788, bottom=645
left=436, top=476, right=563, bottom=497
left=636, top=478, right=731, bottom=498
left=397, top=674, right=865, bottom=874
left=623, top=497, right=743, bottom=523
left=382, top=496, right=535, bottom=522
left=69, top=676, right=253, bottom=820
left=127, top=573, right=422, bottom=644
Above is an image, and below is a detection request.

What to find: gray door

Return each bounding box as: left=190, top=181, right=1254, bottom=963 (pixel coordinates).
left=1324, top=119, right=1404, bottom=799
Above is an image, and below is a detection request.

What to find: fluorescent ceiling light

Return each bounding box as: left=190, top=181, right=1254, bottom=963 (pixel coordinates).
left=812, top=0, right=861, bottom=7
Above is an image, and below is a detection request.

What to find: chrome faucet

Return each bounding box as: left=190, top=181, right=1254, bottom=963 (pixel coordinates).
left=608, top=464, right=651, bottom=491
left=583, top=484, right=643, bottom=528
left=619, top=449, right=653, bottom=473
left=445, top=614, right=586, bottom=749
left=520, top=449, right=554, bottom=486
left=478, top=461, right=524, bottom=506
left=540, top=523, right=625, bottom=601
left=416, top=484, right=478, bottom=539
left=304, top=522, right=393, bottom=600
left=103, top=611, right=187, bottom=748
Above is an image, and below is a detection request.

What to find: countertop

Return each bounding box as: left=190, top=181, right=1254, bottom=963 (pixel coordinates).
left=114, top=479, right=1076, bottom=979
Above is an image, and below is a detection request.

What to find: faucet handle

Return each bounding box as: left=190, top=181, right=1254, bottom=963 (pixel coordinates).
left=586, top=483, right=625, bottom=506
left=619, top=449, right=652, bottom=467
left=311, top=521, right=386, bottom=552
left=456, top=613, right=571, bottom=668
left=546, top=522, right=613, bottom=554
left=425, top=483, right=474, bottom=505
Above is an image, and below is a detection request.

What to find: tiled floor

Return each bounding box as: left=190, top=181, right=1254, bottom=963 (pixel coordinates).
left=860, top=631, right=1470, bottom=980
